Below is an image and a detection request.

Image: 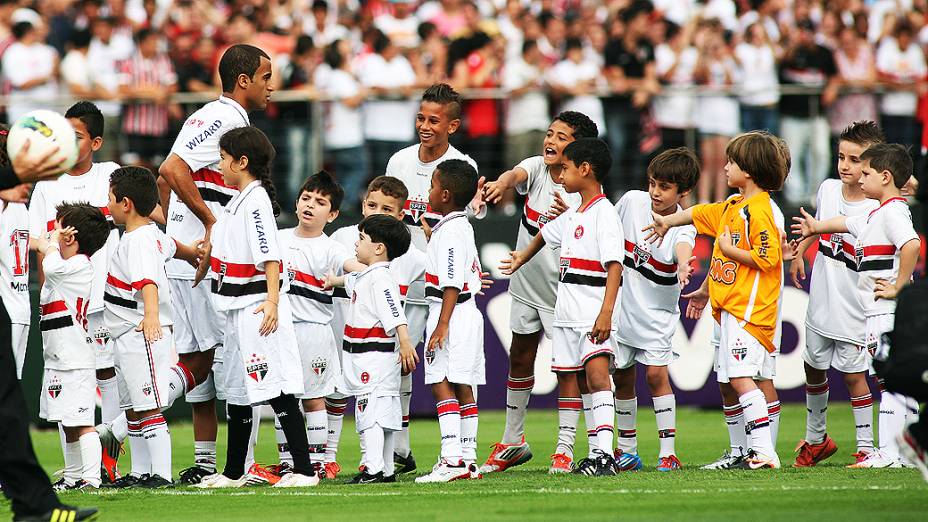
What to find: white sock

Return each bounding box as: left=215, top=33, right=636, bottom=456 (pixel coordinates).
left=740, top=389, right=775, bottom=457
left=63, top=438, right=81, bottom=484
left=194, top=440, right=217, bottom=472
left=878, top=391, right=907, bottom=460
left=906, top=396, right=920, bottom=425
left=503, top=374, right=534, bottom=444
left=305, top=410, right=327, bottom=463
left=436, top=399, right=463, bottom=464
left=396, top=374, right=412, bottom=457
left=165, top=364, right=194, bottom=409
left=723, top=404, right=747, bottom=456
left=79, top=432, right=102, bottom=486
left=325, top=398, right=347, bottom=463
left=581, top=393, right=597, bottom=457
left=555, top=397, right=581, bottom=459
left=615, top=397, right=638, bottom=455
left=111, top=412, right=129, bottom=442
left=383, top=430, right=396, bottom=476
left=140, top=413, right=172, bottom=479
left=274, top=415, right=292, bottom=465
left=127, top=419, right=151, bottom=476
left=767, top=400, right=781, bottom=449
left=654, top=394, right=676, bottom=457
left=804, top=380, right=828, bottom=444
left=850, top=393, right=874, bottom=453
left=460, top=402, right=479, bottom=463
left=246, top=407, right=261, bottom=471
left=362, top=427, right=385, bottom=474
left=591, top=391, right=614, bottom=455
left=98, top=376, right=120, bottom=424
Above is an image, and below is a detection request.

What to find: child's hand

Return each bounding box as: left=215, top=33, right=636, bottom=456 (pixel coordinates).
left=468, top=175, right=487, bottom=217
left=589, top=311, right=612, bottom=344
left=482, top=180, right=504, bottom=204
left=420, top=216, right=433, bottom=242
left=902, top=175, right=919, bottom=197
left=256, top=299, right=279, bottom=336
left=790, top=207, right=818, bottom=240
left=682, top=285, right=709, bottom=320
left=323, top=269, right=344, bottom=290
left=873, top=278, right=899, bottom=301
left=192, top=241, right=211, bottom=287
left=478, top=271, right=494, bottom=295
left=642, top=211, right=669, bottom=245
left=789, top=256, right=806, bottom=289
left=427, top=321, right=449, bottom=351
left=137, top=315, right=163, bottom=344
left=549, top=191, right=569, bottom=217
left=718, top=226, right=737, bottom=257
left=398, top=340, right=419, bottom=375
left=500, top=250, right=527, bottom=275
left=782, top=237, right=799, bottom=262
left=677, top=255, right=697, bottom=289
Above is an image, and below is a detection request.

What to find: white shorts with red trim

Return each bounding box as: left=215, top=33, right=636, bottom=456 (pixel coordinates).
left=803, top=327, right=869, bottom=374
left=424, top=302, right=485, bottom=386
left=614, top=342, right=677, bottom=370
left=39, top=367, right=96, bottom=427
left=88, top=311, right=114, bottom=370
left=114, top=328, right=174, bottom=412
left=865, top=313, right=894, bottom=376
left=170, top=278, right=224, bottom=354
left=714, top=311, right=772, bottom=382
left=295, top=321, right=340, bottom=400
left=11, top=323, right=28, bottom=379
left=509, top=298, right=554, bottom=338
left=550, top=326, right=616, bottom=373
left=355, top=393, right=401, bottom=433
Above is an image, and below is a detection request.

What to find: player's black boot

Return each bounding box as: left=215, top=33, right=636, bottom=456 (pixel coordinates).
left=347, top=470, right=386, bottom=484
left=394, top=451, right=417, bottom=474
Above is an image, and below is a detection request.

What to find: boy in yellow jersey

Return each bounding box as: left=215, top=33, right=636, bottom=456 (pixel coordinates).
left=644, top=132, right=785, bottom=469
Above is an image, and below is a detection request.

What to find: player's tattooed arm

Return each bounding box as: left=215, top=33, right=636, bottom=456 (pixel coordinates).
left=256, top=261, right=281, bottom=336
left=426, top=287, right=460, bottom=351
left=642, top=207, right=695, bottom=245
left=791, top=206, right=848, bottom=239
left=590, top=261, right=621, bottom=344
left=874, top=239, right=920, bottom=300
left=674, top=242, right=696, bottom=289
left=137, top=284, right=163, bottom=344
left=500, top=232, right=546, bottom=275
left=395, top=324, right=420, bottom=374
left=483, top=167, right=528, bottom=204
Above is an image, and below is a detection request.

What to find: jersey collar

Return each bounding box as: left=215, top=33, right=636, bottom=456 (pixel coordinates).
left=868, top=196, right=907, bottom=219
left=432, top=210, right=467, bottom=232
left=358, top=261, right=390, bottom=279
left=218, top=96, right=250, bottom=126
left=578, top=193, right=607, bottom=213
left=228, top=180, right=261, bottom=212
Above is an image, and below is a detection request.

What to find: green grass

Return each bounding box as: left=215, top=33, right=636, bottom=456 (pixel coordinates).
left=4, top=404, right=926, bottom=521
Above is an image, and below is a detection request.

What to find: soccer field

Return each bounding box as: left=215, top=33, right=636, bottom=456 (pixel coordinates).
left=6, top=404, right=926, bottom=521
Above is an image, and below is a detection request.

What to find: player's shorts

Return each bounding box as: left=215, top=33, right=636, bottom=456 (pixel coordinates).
left=355, top=393, right=401, bottom=433
left=509, top=298, right=554, bottom=339
left=88, top=311, right=114, bottom=370
left=803, top=327, right=869, bottom=374
left=715, top=311, right=771, bottom=383
left=550, top=326, right=616, bottom=373
left=865, top=313, right=894, bottom=375
left=424, top=302, right=485, bottom=386
left=170, top=279, right=224, bottom=354
left=713, top=346, right=776, bottom=383
left=114, top=328, right=174, bottom=412
left=11, top=323, right=28, bottom=379
left=614, top=342, right=678, bottom=370
left=405, top=302, right=428, bottom=347
left=295, top=321, right=340, bottom=400
left=39, top=367, right=96, bottom=427
left=221, top=297, right=304, bottom=406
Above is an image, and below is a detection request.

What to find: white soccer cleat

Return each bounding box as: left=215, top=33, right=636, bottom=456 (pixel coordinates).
left=193, top=473, right=250, bottom=488
left=701, top=450, right=746, bottom=470
left=414, top=459, right=472, bottom=483
left=847, top=449, right=903, bottom=469
left=743, top=450, right=781, bottom=470
left=273, top=472, right=320, bottom=487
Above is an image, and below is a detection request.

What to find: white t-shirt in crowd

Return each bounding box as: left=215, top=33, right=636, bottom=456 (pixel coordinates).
left=374, top=14, right=421, bottom=48
left=876, top=39, right=927, bottom=116
left=654, top=44, right=698, bottom=129
left=735, top=43, right=780, bottom=106
left=2, top=41, right=59, bottom=123
left=359, top=53, right=417, bottom=142
left=322, top=69, right=365, bottom=149
left=546, top=59, right=605, bottom=135
left=502, top=57, right=550, bottom=135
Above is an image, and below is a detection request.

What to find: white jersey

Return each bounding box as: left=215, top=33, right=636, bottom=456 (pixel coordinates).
left=845, top=197, right=919, bottom=318
left=341, top=262, right=407, bottom=397
left=28, top=162, right=121, bottom=314
left=425, top=211, right=482, bottom=307
left=540, top=194, right=624, bottom=328
left=0, top=202, right=31, bottom=324
left=280, top=228, right=352, bottom=324
left=103, top=222, right=176, bottom=338
left=166, top=96, right=249, bottom=279
left=39, top=251, right=95, bottom=370
left=384, top=143, right=477, bottom=305
left=209, top=181, right=286, bottom=312
left=614, top=191, right=696, bottom=350
left=509, top=156, right=581, bottom=313
left=331, top=223, right=428, bottom=301
left=806, top=179, right=878, bottom=344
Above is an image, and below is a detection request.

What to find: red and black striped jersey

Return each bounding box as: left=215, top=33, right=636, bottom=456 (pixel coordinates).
left=40, top=251, right=95, bottom=370
left=280, top=228, right=352, bottom=324
left=425, top=211, right=482, bottom=307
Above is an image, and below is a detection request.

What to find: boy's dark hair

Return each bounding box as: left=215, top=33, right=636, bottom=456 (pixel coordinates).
left=218, top=44, right=271, bottom=93
left=435, top=159, right=478, bottom=209
left=373, top=31, right=392, bottom=55
left=367, top=175, right=409, bottom=202
left=110, top=166, right=159, bottom=216
left=70, top=29, right=92, bottom=49
left=565, top=37, right=583, bottom=51
left=55, top=203, right=110, bottom=257
left=839, top=120, right=885, bottom=147
left=647, top=147, right=699, bottom=193
left=135, top=27, right=155, bottom=43
left=725, top=132, right=784, bottom=191
left=860, top=143, right=913, bottom=189
left=563, top=138, right=612, bottom=184
left=219, top=126, right=281, bottom=216
left=358, top=214, right=411, bottom=261
left=65, top=101, right=105, bottom=140
left=554, top=111, right=598, bottom=139
left=12, top=22, right=33, bottom=40
left=324, top=40, right=344, bottom=69
left=421, top=83, right=462, bottom=121
left=299, top=170, right=344, bottom=210
left=294, top=34, right=314, bottom=56
left=418, top=21, right=437, bottom=40
left=522, top=39, right=537, bottom=55
left=312, top=0, right=328, bottom=11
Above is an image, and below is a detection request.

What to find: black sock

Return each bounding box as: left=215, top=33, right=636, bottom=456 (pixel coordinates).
left=223, top=404, right=253, bottom=480
left=269, top=394, right=313, bottom=476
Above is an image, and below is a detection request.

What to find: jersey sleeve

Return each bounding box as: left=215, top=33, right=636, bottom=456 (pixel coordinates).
left=41, top=250, right=77, bottom=290
left=614, top=193, right=630, bottom=222
left=328, top=241, right=353, bottom=276
left=540, top=210, right=566, bottom=248
left=435, top=230, right=468, bottom=291
left=674, top=224, right=697, bottom=249
left=885, top=206, right=919, bottom=249
left=691, top=201, right=726, bottom=237
left=597, top=208, right=625, bottom=266
left=747, top=204, right=782, bottom=272
left=170, top=111, right=224, bottom=172
left=244, top=197, right=281, bottom=270
left=845, top=213, right=866, bottom=238
left=514, top=156, right=542, bottom=196
left=371, top=273, right=407, bottom=335
left=28, top=183, right=49, bottom=237
left=344, top=271, right=359, bottom=298
left=126, top=235, right=164, bottom=290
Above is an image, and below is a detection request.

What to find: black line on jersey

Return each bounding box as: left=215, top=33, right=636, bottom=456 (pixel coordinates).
left=425, top=287, right=473, bottom=303
left=39, top=316, right=74, bottom=332
left=288, top=285, right=334, bottom=304
left=559, top=273, right=607, bottom=287
left=342, top=341, right=396, bottom=353
left=521, top=213, right=540, bottom=237
left=332, top=287, right=349, bottom=299
left=622, top=257, right=678, bottom=286
left=817, top=244, right=860, bottom=272
left=857, top=259, right=895, bottom=272
left=402, top=213, right=440, bottom=228
left=210, top=279, right=281, bottom=297
left=104, top=292, right=138, bottom=309
left=198, top=187, right=233, bottom=206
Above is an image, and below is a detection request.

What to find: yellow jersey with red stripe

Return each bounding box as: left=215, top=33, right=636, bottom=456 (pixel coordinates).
left=692, top=191, right=782, bottom=353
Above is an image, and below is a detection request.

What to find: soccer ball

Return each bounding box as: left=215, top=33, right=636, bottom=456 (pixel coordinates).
left=6, top=110, right=79, bottom=173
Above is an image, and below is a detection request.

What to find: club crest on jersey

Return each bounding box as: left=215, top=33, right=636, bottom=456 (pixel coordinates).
left=141, top=382, right=153, bottom=396
left=574, top=225, right=584, bottom=239
left=357, top=397, right=368, bottom=413
left=287, top=266, right=296, bottom=284
left=408, top=200, right=429, bottom=222
left=731, top=339, right=747, bottom=361
left=537, top=214, right=551, bottom=227
left=216, top=262, right=227, bottom=291
left=311, top=357, right=327, bottom=376
left=854, top=246, right=864, bottom=269
left=47, top=377, right=61, bottom=399
left=559, top=258, right=569, bottom=281
left=830, top=234, right=843, bottom=257
left=633, top=243, right=651, bottom=267
left=247, top=353, right=269, bottom=382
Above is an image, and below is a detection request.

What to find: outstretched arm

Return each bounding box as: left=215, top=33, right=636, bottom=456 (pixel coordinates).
left=500, top=232, right=546, bottom=275
left=642, top=207, right=695, bottom=245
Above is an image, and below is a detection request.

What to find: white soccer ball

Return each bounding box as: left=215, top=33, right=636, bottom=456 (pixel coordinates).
left=6, top=110, right=79, bottom=173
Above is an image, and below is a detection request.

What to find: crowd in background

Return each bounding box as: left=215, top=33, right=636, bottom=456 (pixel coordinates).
left=1, top=0, right=927, bottom=211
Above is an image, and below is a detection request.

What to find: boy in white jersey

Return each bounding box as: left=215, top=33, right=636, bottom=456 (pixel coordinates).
left=33, top=204, right=110, bottom=490
left=502, top=138, right=623, bottom=477
left=793, top=143, right=921, bottom=469
left=415, top=159, right=487, bottom=483
left=158, top=44, right=273, bottom=483
left=789, top=122, right=883, bottom=467
left=0, top=153, right=30, bottom=379
left=479, top=111, right=595, bottom=475
left=612, top=148, right=699, bottom=472
left=343, top=214, right=418, bottom=484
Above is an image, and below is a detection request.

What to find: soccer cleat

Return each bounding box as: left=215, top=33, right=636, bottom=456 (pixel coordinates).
left=574, top=451, right=616, bottom=476
left=467, top=462, right=482, bottom=480
left=137, top=474, right=174, bottom=489
left=348, top=470, right=386, bottom=484
left=548, top=453, right=574, bottom=474
left=793, top=436, right=838, bottom=467
left=898, top=427, right=928, bottom=483
left=14, top=505, right=99, bottom=522
left=247, top=463, right=282, bottom=485
left=265, top=462, right=294, bottom=477
left=742, top=449, right=781, bottom=469
left=324, top=461, right=341, bottom=480
left=394, top=451, right=418, bottom=474
left=701, top=450, right=746, bottom=470
left=51, top=478, right=75, bottom=492
left=193, top=473, right=250, bottom=488
left=101, top=473, right=145, bottom=489
left=308, top=461, right=326, bottom=479
left=572, top=457, right=597, bottom=476
left=383, top=474, right=397, bottom=483
left=414, top=459, right=471, bottom=483
left=847, top=449, right=902, bottom=469
left=613, top=449, right=643, bottom=472
left=273, top=472, right=320, bottom=487
left=657, top=455, right=682, bottom=471
left=849, top=450, right=873, bottom=465
left=96, top=423, right=122, bottom=482
left=478, top=438, right=533, bottom=474
left=178, top=465, right=215, bottom=485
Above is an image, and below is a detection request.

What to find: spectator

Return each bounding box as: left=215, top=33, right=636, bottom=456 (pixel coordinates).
left=653, top=21, right=698, bottom=151
left=174, top=35, right=218, bottom=94
left=60, top=29, right=117, bottom=102
left=537, top=10, right=566, bottom=65
left=279, top=34, right=319, bottom=204
left=503, top=39, right=549, bottom=197
left=304, top=0, right=350, bottom=47
left=2, top=20, right=58, bottom=124
left=411, top=20, right=447, bottom=82
left=375, top=0, right=421, bottom=49
left=88, top=16, right=130, bottom=161
left=735, top=22, right=780, bottom=133
left=547, top=38, right=606, bottom=137
left=451, top=30, right=502, bottom=176
left=876, top=19, right=926, bottom=148
left=828, top=25, right=878, bottom=142
left=427, top=0, right=469, bottom=38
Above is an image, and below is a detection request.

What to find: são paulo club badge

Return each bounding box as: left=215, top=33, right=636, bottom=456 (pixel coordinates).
left=559, top=258, right=569, bottom=281
left=47, top=376, right=62, bottom=399
left=731, top=338, right=747, bottom=361
left=633, top=243, right=651, bottom=267
left=247, top=353, right=269, bottom=382
left=311, top=356, right=327, bottom=376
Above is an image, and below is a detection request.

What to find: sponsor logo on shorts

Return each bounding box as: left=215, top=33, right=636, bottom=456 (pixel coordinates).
left=357, top=397, right=368, bottom=413
left=247, top=353, right=269, bottom=382
left=574, top=225, right=584, bottom=239
left=311, top=357, right=327, bottom=376
left=47, top=377, right=62, bottom=399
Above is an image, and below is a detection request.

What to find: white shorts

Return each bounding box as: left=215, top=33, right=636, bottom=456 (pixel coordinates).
left=221, top=297, right=304, bottom=406
left=509, top=299, right=554, bottom=339
left=114, top=328, right=174, bottom=411
left=715, top=311, right=772, bottom=382
left=11, top=323, right=28, bottom=379
left=866, top=313, right=894, bottom=374
left=550, top=326, right=616, bottom=373
left=614, top=342, right=678, bottom=370
left=295, top=322, right=340, bottom=400
left=170, top=279, right=224, bottom=354
left=405, top=302, right=428, bottom=347
left=39, top=367, right=96, bottom=427
left=88, top=311, right=114, bottom=370
left=803, top=327, right=869, bottom=374
left=355, top=393, right=401, bottom=433
left=713, top=345, right=776, bottom=383
left=424, top=303, right=485, bottom=386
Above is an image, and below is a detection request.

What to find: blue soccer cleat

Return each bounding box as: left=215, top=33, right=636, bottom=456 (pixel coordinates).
left=613, top=449, right=643, bottom=472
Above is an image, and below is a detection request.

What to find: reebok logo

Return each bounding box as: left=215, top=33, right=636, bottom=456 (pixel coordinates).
left=654, top=408, right=672, bottom=414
